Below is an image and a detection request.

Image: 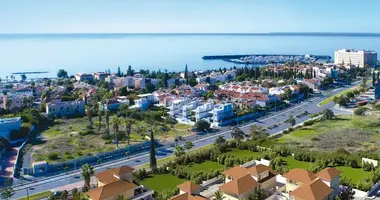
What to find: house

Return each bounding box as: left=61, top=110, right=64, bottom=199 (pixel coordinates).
left=170, top=181, right=208, bottom=200
left=86, top=166, right=154, bottom=200
left=99, top=96, right=130, bottom=111
left=212, top=103, right=234, bottom=122
left=75, top=73, right=94, bottom=82
left=170, top=99, right=190, bottom=116
left=284, top=168, right=340, bottom=200
left=46, top=101, right=85, bottom=117
left=94, top=72, right=109, bottom=80
left=304, top=79, right=321, bottom=91
left=195, top=103, right=214, bottom=121
left=182, top=101, right=199, bottom=118
left=0, top=117, right=22, bottom=139
left=219, top=174, right=258, bottom=200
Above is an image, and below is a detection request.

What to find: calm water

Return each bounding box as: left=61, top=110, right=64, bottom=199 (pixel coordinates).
left=0, top=34, right=380, bottom=78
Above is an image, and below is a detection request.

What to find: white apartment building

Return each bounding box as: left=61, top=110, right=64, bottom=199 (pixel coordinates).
left=195, top=103, right=214, bottom=121
left=46, top=101, right=85, bottom=117
left=334, top=49, right=377, bottom=67
left=169, top=99, right=190, bottom=116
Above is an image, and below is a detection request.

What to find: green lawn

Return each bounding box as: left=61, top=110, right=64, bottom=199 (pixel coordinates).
left=283, top=156, right=312, bottom=170
left=225, top=149, right=263, bottom=158
left=337, top=166, right=371, bottom=184
left=18, top=191, right=51, bottom=200
left=141, top=173, right=186, bottom=192
left=276, top=128, right=317, bottom=143
left=184, top=161, right=224, bottom=172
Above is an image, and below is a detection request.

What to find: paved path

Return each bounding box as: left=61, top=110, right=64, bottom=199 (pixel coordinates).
left=11, top=82, right=360, bottom=199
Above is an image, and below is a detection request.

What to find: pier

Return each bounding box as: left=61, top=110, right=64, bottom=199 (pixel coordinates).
left=202, top=54, right=331, bottom=64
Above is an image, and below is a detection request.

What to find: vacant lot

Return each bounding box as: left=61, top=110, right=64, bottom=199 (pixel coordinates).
left=32, top=115, right=192, bottom=163
left=271, top=115, right=380, bottom=153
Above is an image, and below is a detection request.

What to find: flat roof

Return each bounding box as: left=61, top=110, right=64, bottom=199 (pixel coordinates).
left=0, top=117, right=21, bottom=124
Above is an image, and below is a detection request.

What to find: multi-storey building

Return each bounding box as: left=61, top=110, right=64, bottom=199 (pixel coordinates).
left=46, top=101, right=85, bottom=117
left=334, top=49, right=377, bottom=67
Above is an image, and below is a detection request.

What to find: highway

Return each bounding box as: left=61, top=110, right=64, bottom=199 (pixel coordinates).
left=11, top=83, right=358, bottom=199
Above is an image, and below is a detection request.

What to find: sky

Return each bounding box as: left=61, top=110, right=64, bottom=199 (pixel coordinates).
left=0, top=0, right=380, bottom=33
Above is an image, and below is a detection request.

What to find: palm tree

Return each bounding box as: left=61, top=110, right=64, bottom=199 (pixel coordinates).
left=124, top=119, right=132, bottom=145
left=97, top=109, right=103, bottom=131
left=231, top=127, right=245, bottom=141
left=110, top=116, right=121, bottom=135
left=214, top=190, right=225, bottom=200
left=149, top=128, right=157, bottom=171
left=81, top=164, right=94, bottom=190
left=105, top=110, right=110, bottom=135
left=174, top=146, right=184, bottom=157
left=87, top=107, right=95, bottom=129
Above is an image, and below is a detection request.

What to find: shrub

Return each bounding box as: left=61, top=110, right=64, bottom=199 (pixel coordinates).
left=47, top=152, right=60, bottom=161
left=354, top=107, right=367, bottom=116
left=362, top=162, right=375, bottom=171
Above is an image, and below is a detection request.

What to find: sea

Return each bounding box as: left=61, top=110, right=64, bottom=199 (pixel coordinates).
left=0, top=33, right=380, bottom=79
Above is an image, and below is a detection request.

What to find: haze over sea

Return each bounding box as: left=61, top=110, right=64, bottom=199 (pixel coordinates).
left=1, top=33, right=380, bottom=78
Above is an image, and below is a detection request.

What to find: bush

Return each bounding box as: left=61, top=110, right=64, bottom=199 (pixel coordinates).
left=194, top=120, right=210, bottom=131
left=354, top=107, right=367, bottom=116
left=362, top=162, right=375, bottom=171
left=303, top=120, right=316, bottom=126
left=47, top=152, right=60, bottom=161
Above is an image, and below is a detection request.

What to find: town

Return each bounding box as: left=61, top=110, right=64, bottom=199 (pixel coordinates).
left=0, top=49, right=380, bottom=200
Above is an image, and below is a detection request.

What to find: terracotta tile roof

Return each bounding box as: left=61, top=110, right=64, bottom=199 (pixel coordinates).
left=290, top=178, right=333, bottom=200
left=110, top=166, right=135, bottom=176
left=95, top=170, right=119, bottom=185
left=178, top=181, right=201, bottom=194
left=317, top=168, right=342, bottom=181
left=248, top=164, right=271, bottom=176
left=219, top=174, right=258, bottom=196
left=284, top=169, right=317, bottom=183
left=170, top=193, right=209, bottom=200
left=85, top=180, right=137, bottom=200
left=223, top=166, right=250, bottom=179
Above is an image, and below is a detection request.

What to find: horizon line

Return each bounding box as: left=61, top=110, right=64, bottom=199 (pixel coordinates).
left=2, top=32, right=380, bottom=35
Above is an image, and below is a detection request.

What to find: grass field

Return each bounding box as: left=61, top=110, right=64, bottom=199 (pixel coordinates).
left=18, top=191, right=51, bottom=200
left=184, top=161, right=224, bottom=172
left=337, top=166, right=371, bottom=183
left=141, top=173, right=186, bottom=192
left=283, top=156, right=312, bottom=170
left=269, top=115, right=380, bottom=153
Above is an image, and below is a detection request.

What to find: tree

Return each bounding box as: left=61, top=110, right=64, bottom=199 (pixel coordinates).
left=105, top=110, right=110, bottom=135
left=149, top=129, right=157, bottom=171
left=231, top=127, right=245, bottom=141
left=117, top=66, right=122, bottom=77
left=194, top=120, right=210, bottom=132
left=184, top=64, right=188, bottom=84
left=174, top=146, right=185, bottom=157
left=214, top=190, right=225, bottom=200
left=125, top=119, right=132, bottom=145
left=184, top=141, right=194, bottom=150
left=81, top=164, right=94, bottom=190
left=248, top=187, right=268, bottom=200
left=87, top=107, right=95, bottom=129
left=60, top=190, right=69, bottom=200
left=57, top=69, right=68, bottom=78
left=127, top=65, right=134, bottom=76
left=250, top=125, right=268, bottom=140
left=287, top=115, right=296, bottom=126
left=97, top=109, right=103, bottom=131
left=110, top=116, right=122, bottom=135
left=0, top=188, right=14, bottom=200
left=322, top=109, right=335, bottom=120
left=214, top=136, right=227, bottom=152
left=336, top=185, right=355, bottom=200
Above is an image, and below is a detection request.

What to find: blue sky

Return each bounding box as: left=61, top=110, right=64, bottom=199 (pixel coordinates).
left=1, top=0, right=379, bottom=33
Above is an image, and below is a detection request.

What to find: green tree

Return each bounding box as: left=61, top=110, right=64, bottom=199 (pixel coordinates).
left=194, top=120, right=210, bottom=131
left=0, top=188, right=14, bottom=200
left=184, top=64, right=188, bottom=84
left=81, top=163, right=94, bottom=189
left=214, top=190, right=225, bottom=200
left=124, top=119, right=132, bottom=145
left=354, top=107, right=367, bottom=116
left=127, top=65, right=134, bottom=76
left=322, top=109, right=335, bottom=120
left=250, top=124, right=268, bottom=140
left=60, top=190, right=69, bottom=200
left=174, top=146, right=185, bottom=157
left=87, top=107, right=95, bottom=129
left=97, top=109, right=104, bottom=131
left=105, top=110, right=110, bottom=135
left=287, top=115, right=296, bottom=126
left=57, top=69, right=68, bottom=78
left=149, top=129, right=157, bottom=171
left=184, top=141, right=194, bottom=150
left=110, top=116, right=122, bottom=135
left=231, top=127, right=245, bottom=141
left=248, top=187, right=268, bottom=200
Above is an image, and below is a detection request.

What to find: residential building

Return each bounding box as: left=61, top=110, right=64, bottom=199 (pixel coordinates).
left=304, top=79, right=321, bottom=91
left=170, top=181, right=208, bottom=200
left=375, top=80, right=380, bottom=100
left=94, top=72, right=109, bottom=80
left=170, top=99, right=190, bottom=116
left=75, top=73, right=94, bottom=82
left=0, top=117, right=22, bottom=139
left=86, top=166, right=154, bottom=200
left=283, top=168, right=340, bottom=200
left=99, top=96, right=130, bottom=112
left=195, top=103, right=214, bottom=121
left=46, top=101, right=85, bottom=117
left=334, top=49, right=377, bottom=67
left=212, top=103, right=234, bottom=122
left=219, top=174, right=258, bottom=200
left=182, top=101, right=199, bottom=118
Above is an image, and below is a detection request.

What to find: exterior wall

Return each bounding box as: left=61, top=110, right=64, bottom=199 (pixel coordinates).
left=46, top=101, right=85, bottom=117
left=98, top=180, right=106, bottom=187
left=223, top=193, right=239, bottom=200
left=0, top=117, right=22, bottom=139
left=285, top=181, right=302, bottom=194
left=119, top=172, right=133, bottom=182
left=259, top=176, right=277, bottom=192
left=334, top=49, right=377, bottom=67
left=102, top=189, right=134, bottom=200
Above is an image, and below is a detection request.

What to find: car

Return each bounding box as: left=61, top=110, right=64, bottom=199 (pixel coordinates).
left=53, top=191, right=62, bottom=197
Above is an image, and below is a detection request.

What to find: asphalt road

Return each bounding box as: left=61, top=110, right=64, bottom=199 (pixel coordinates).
left=11, top=83, right=358, bottom=199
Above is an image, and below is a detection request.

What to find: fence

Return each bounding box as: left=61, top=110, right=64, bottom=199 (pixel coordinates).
left=45, top=140, right=152, bottom=173
left=13, top=126, right=35, bottom=178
